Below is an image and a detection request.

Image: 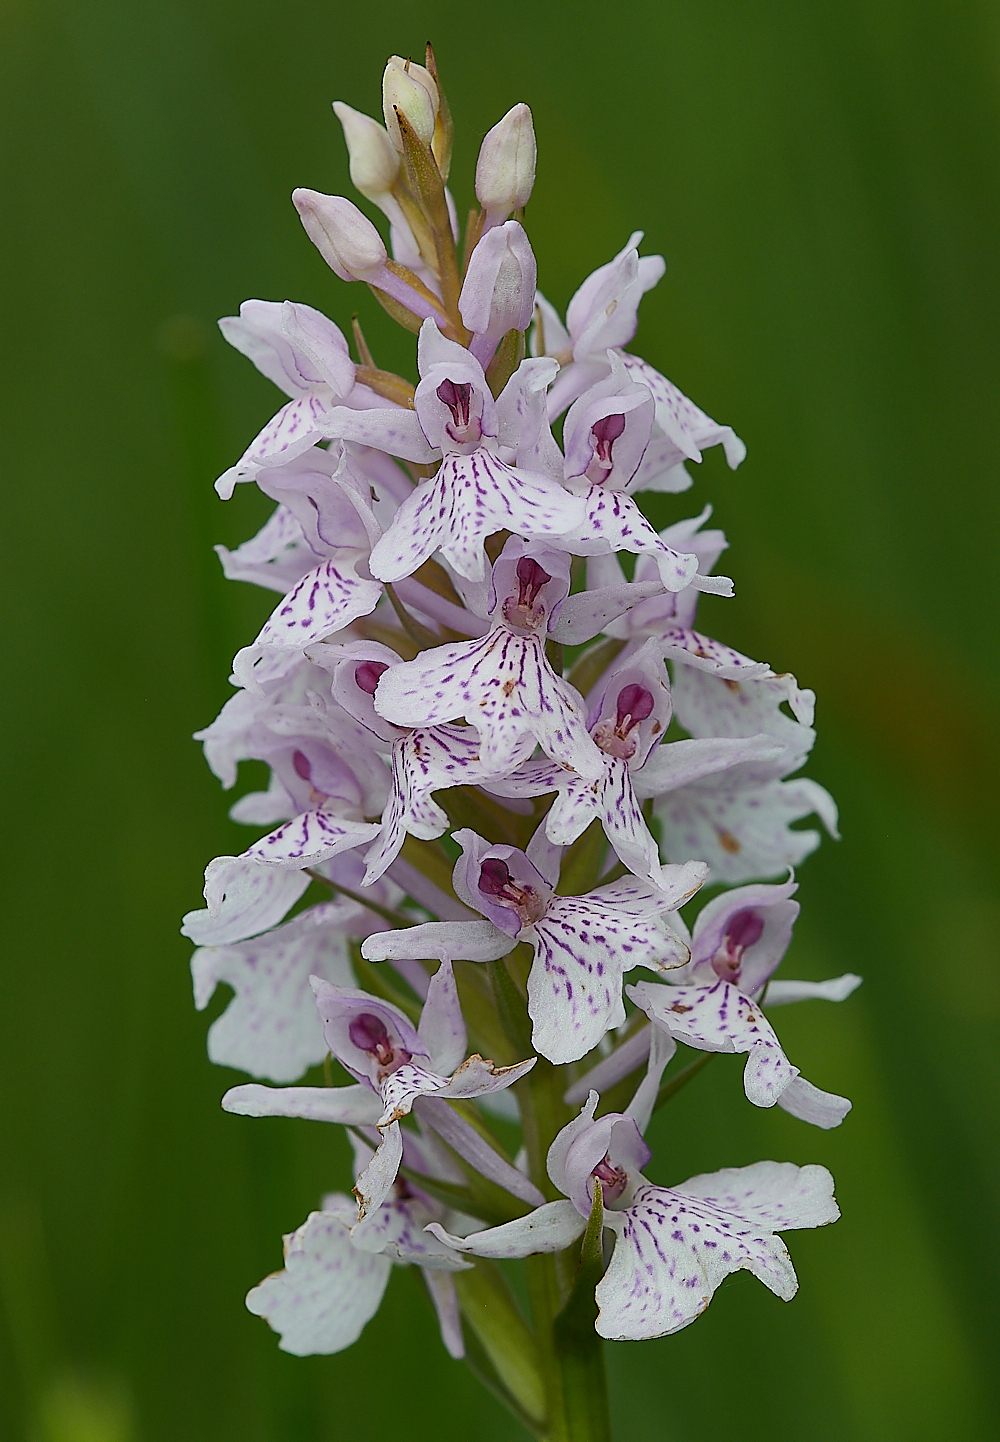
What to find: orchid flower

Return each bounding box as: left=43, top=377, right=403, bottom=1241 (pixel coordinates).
left=371, top=538, right=659, bottom=781
left=558, top=355, right=733, bottom=595
left=534, top=234, right=746, bottom=481
left=650, top=663, right=839, bottom=880
left=363, top=827, right=705, bottom=1064
left=426, top=1045, right=838, bottom=1340
left=225, top=445, right=388, bottom=691
left=304, top=637, right=536, bottom=883
left=486, top=637, right=782, bottom=889
left=192, top=653, right=387, bottom=879
left=215, top=300, right=397, bottom=497
left=223, top=962, right=539, bottom=1218
left=317, top=319, right=587, bottom=583
left=628, top=878, right=861, bottom=1126
left=245, top=1128, right=470, bottom=1358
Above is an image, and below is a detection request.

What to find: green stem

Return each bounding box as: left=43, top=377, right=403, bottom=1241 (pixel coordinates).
left=304, top=870, right=416, bottom=929
left=553, top=1187, right=612, bottom=1442
left=516, top=1059, right=611, bottom=1441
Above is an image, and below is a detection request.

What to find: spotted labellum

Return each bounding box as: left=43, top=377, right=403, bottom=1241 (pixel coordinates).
left=185, top=42, right=853, bottom=1442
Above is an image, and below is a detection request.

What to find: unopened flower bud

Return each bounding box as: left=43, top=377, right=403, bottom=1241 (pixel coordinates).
left=332, top=102, right=400, bottom=200
left=475, top=103, right=536, bottom=217
left=459, top=221, right=537, bottom=366
left=382, top=56, right=438, bottom=152
left=291, top=190, right=387, bottom=282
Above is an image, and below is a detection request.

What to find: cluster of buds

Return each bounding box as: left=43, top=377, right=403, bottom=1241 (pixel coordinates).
left=188, top=44, right=856, bottom=1439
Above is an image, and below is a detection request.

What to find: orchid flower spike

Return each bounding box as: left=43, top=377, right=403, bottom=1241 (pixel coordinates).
left=191, top=52, right=849, bottom=1398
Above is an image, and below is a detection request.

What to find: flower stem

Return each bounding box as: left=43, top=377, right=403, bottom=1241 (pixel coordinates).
left=552, top=1188, right=612, bottom=1442
left=304, top=870, right=416, bottom=928
left=517, top=1059, right=611, bottom=1440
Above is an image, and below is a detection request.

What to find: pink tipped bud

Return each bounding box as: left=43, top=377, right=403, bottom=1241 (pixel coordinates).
left=475, top=103, right=536, bottom=215
left=291, top=190, right=387, bottom=282
left=382, top=56, right=438, bottom=151
left=332, top=102, right=400, bottom=200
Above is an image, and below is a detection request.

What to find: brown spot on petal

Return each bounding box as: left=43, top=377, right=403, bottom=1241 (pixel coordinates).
left=670, top=1003, right=693, bottom=1013
left=502, top=679, right=517, bottom=697
left=723, top=679, right=741, bottom=693
left=718, top=829, right=741, bottom=853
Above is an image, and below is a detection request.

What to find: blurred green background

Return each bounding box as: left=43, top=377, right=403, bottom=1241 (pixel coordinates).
left=2, top=1, right=998, bottom=1438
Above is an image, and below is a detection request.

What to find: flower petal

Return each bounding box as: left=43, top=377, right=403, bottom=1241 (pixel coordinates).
left=362, top=919, right=515, bottom=964
left=422, top=1269, right=465, bottom=1358
left=625, top=1022, right=677, bottom=1132
left=621, top=355, right=746, bottom=470
left=248, top=558, right=383, bottom=655
left=217, top=389, right=337, bottom=495
left=526, top=878, right=697, bottom=1065
left=369, top=450, right=585, bottom=584
left=191, top=900, right=359, bottom=1082
left=221, top=1082, right=382, bottom=1125
left=561, top=488, right=701, bottom=592
left=777, top=1077, right=852, bottom=1129
left=374, top=629, right=603, bottom=781
left=426, top=1201, right=586, bottom=1258
left=596, top=757, right=666, bottom=888
left=243, top=808, right=380, bottom=868
left=355, top=1119, right=405, bottom=1217
left=629, top=979, right=797, bottom=1107
left=549, top=581, right=664, bottom=646
left=364, top=725, right=520, bottom=885
left=655, top=774, right=838, bottom=883
left=317, top=404, right=438, bottom=463
left=671, top=663, right=816, bottom=744
left=765, top=974, right=863, bottom=1006
left=436, top=1053, right=537, bottom=1101
left=416, top=961, right=468, bottom=1076
left=181, top=856, right=310, bottom=947
left=546, top=1092, right=599, bottom=1196
left=595, top=1162, right=835, bottom=1340
left=215, top=505, right=322, bottom=593
left=246, top=1207, right=391, bottom=1355
left=351, top=1195, right=470, bottom=1270
left=658, top=626, right=772, bottom=681
left=633, top=735, right=785, bottom=801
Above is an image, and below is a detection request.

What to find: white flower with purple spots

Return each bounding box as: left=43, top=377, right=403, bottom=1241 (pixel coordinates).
left=305, top=638, right=536, bottom=883
left=224, top=962, right=539, bottom=1218
left=215, top=299, right=398, bottom=497
left=372, top=539, right=660, bottom=782
left=558, top=355, right=732, bottom=595
left=245, top=1129, right=470, bottom=1358
left=318, top=319, right=586, bottom=583
left=487, top=639, right=781, bottom=890
left=363, top=827, right=705, bottom=1064
left=229, top=448, right=385, bottom=689
left=646, top=663, right=839, bottom=881
left=426, top=1043, right=838, bottom=1340
left=628, top=878, right=861, bottom=1126
left=534, top=235, right=745, bottom=481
